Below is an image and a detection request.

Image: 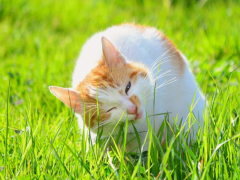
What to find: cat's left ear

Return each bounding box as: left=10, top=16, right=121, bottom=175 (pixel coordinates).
left=49, top=86, right=82, bottom=114
left=102, top=37, right=126, bottom=67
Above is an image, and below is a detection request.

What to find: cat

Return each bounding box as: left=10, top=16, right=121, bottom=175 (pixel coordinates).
left=49, top=23, right=205, bottom=152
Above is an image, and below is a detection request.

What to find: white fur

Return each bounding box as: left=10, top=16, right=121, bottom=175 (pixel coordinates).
left=72, top=25, right=205, bottom=152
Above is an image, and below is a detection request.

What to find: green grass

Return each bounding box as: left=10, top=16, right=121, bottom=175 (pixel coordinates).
left=1, top=0, right=240, bottom=179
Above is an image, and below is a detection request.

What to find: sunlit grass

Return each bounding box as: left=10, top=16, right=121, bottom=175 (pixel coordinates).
left=0, top=0, right=240, bottom=179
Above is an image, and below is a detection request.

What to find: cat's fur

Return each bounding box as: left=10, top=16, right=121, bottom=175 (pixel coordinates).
left=49, top=24, right=205, bottom=152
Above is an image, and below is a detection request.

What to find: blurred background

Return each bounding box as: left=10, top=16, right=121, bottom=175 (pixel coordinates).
left=0, top=0, right=239, bottom=114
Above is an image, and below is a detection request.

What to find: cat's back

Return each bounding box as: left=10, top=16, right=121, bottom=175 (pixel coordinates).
left=72, top=24, right=182, bottom=87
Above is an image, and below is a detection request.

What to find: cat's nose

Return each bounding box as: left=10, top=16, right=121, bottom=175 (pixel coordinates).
left=127, top=106, right=137, bottom=115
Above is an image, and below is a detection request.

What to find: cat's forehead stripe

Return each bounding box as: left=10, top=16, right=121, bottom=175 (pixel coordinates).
left=118, top=89, right=124, bottom=94
left=130, top=70, right=148, bottom=79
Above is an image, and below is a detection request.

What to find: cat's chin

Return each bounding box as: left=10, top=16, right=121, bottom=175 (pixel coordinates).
left=135, top=110, right=143, bottom=120
left=129, top=117, right=144, bottom=124
left=127, top=110, right=144, bottom=123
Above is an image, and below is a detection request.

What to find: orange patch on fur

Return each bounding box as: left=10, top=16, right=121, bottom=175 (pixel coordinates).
left=129, top=95, right=141, bottom=111
left=129, top=65, right=148, bottom=84
left=118, top=89, right=123, bottom=94
left=76, top=55, right=149, bottom=128
left=77, top=100, right=111, bottom=128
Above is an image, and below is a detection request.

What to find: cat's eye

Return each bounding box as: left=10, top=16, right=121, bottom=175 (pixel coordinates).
left=106, top=107, right=116, bottom=113
left=125, top=81, right=131, bottom=95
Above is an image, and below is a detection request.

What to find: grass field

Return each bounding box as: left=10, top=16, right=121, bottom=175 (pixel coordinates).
left=1, top=0, right=240, bottom=179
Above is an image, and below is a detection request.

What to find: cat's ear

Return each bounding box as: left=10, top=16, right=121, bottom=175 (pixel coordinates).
left=101, top=37, right=126, bottom=67
left=49, top=86, right=82, bottom=114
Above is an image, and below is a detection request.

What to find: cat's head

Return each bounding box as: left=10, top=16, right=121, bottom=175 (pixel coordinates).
left=49, top=37, right=153, bottom=132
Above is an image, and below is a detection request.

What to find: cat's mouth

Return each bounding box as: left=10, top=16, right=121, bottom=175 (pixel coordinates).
left=134, top=110, right=143, bottom=120
left=127, top=110, right=143, bottom=121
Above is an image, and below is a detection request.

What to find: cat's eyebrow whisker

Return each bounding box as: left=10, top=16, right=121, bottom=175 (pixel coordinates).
left=141, top=68, right=168, bottom=88
left=150, top=56, right=178, bottom=75
left=149, top=47, right=175, bottom=69
left=157, top=77, right=177, bottom=86
left=150, top=57, right=173, bottom=71
left=154, top=73, right=179, bottom=81
left=151, top=59, right=173, bottom=72
left=156, top=77, right=177, bottom=90
left=142, top=76, right=177, bottom=101
left=149, top=48, right=172, bottom=68
left=154, top=69, right=172, bottom=79
left=141, top=76, right=177, bottom=97
left=149, top=53, right=180, bottom=77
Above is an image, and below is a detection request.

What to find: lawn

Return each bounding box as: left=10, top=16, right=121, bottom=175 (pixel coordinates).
left=0, top=0, right=240, bottom=179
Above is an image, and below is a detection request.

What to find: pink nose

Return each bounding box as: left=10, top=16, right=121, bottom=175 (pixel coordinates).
left=127, top=106, right=137, bottom=115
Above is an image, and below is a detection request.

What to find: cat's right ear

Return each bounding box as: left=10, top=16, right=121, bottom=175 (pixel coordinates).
left=49, top=86, right=82, bottom=114
left=101, top=37, right=126, bottom=67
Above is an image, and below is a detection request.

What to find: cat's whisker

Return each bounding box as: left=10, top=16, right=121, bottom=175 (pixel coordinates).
left=154, top=72, right=179, bottom=81
left=154, top=69, right=172, bottom=79
left=140, top=78, right=154, bottom=92
left=150, top=57, right=173, bottom=71
left=141, top=77, right=177, bottom=101
left=81, top=106, right=96, bottom=112
left=156, top=77, right=177, bottom=90
left=151, top=59, right=173, bottom=72
left=150, top=56, right=178, bottom=75
left=80, top=108, right=97, bottom=117
left=83, top=106, right=98, bottom=112
left=149, top=47, right=175, bottom=69
left=149, top=49, right=171, bottom=68
left=85, top=104, right=98, bottom=107
left=84, top=103, right=96, bottom=105
left=83, top=108, right=98, bottom=113
left=85, top=106, right=97, bottom=110
left=88, top=87, right=110, bottom=97
left=90, top=109, right=99, bottom=119
left=91, top=118, right=112, bottom=130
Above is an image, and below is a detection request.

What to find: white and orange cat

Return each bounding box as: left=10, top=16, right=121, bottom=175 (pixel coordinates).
left=49, top=24, right=205, bottom=152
